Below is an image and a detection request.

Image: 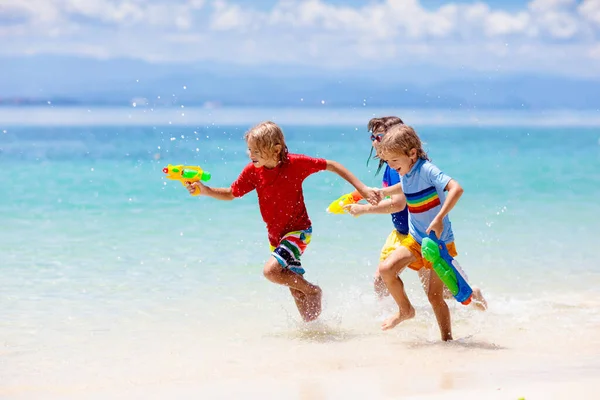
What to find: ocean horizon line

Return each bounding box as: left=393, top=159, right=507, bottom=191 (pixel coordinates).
left=1, top=105, right=600, bottom=128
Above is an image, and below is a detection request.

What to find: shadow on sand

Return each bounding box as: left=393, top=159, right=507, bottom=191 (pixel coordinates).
left=407, top=335, right=507, bottom=350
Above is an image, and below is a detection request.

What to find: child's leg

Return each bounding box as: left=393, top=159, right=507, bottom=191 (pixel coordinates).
left=375, top=230, right=406, bottom=299
left=266, top=228, right=321, bottom=321
left=418, top=269, right=453, bottom=299
left=451, top=259, right=487, bottom=311
left=470, top=287, right=488, bottom=311
left=373, top=272, right=389, bottom=298
left=423, top=269, right=453, bottom=341
left=420, top=266, right=488, bottom=311
left=263, top=257, right=322, bottom=322
left=289, top=288, right=321, bottom=322
left=378, top=246, right=417, bottom=330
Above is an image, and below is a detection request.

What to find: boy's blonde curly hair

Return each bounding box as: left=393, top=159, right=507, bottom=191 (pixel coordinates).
left=244, top=121, right=289, bottom=163
left=376, top=124, right=429, bottom=161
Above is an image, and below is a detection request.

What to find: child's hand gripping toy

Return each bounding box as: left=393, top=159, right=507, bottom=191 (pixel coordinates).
left=163, top=164, right=211, bottom=196
left=326, top=190, right=363, bottom=214
left=421, top=233, right=473, bottom=305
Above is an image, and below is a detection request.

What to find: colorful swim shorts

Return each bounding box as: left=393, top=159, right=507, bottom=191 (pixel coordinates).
left=270, top=227, right=312, bottom=275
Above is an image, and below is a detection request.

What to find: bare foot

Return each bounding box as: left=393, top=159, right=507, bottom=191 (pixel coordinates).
left=471, top=287, right=488, bottom=311
left=290, top=288, right=307, bottom=318
left=303, top=287, right=322, bottom=322
left=381, top=306, right=416, bottom=330
left=291, top=287, right=322, bottom=322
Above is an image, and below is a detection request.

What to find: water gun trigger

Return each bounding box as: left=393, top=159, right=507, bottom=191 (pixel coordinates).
left=427, top=231, right=452, bottom=259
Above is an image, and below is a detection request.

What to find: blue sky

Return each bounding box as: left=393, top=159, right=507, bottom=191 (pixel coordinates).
left=0, top=0, right=598, bottom=79
left=246, top=0, right=538, bottom=11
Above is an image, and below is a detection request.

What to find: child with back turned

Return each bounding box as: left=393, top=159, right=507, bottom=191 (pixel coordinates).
left=187, top=121, right=380, bottom=322
left=374, top=124, right=487, bottom=341
left=343, top=116, right=409, bottom=298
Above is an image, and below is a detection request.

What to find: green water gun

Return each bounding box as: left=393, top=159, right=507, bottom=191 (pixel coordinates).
left=421, top=233, right=473, bottom=305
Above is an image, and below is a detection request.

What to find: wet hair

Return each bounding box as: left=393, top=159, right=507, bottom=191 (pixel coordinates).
left=244, top=121, right=289, bottom=163
left=376, top=124, right=429, bottom=162
left=367, top=116, right=404, bottom=174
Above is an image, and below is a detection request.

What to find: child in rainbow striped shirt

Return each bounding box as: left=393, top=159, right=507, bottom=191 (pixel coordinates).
left=374, top=124, right=487, bottom=341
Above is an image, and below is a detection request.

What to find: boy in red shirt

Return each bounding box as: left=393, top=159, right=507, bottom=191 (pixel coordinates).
left=187, top=121, right=379, bottom=322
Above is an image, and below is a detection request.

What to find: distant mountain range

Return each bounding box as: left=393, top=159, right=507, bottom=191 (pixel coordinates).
left=1, top=55, right=599, bottom=110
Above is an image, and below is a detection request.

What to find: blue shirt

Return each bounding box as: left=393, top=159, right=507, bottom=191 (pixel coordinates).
left=401, top=159, right=454, bottom=244
left=382, top=164, right=409, bottom=235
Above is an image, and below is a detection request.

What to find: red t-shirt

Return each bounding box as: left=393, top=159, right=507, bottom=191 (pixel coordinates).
left=230, top=153, right=327, bottom=246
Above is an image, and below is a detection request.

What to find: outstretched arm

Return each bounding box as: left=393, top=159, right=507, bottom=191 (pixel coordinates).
left=344, top=193, right=406, bottom=217
left=187, top=182, right=235, bottom=201
left=326, top=160, right=380, bottom=205
left=380, top=182, right=404, bottom=197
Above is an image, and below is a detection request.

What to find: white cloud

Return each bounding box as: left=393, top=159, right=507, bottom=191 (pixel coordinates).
left=528, top=0, right=575, bottom=12
left=483, top=11, right=531, bottom=37
left=0, top=0, right=599, bottom=77
left=210, top=0, right=249, bottom=31
left=579, top=0, right=600, bottom=26
left=527, top=0, right=583, bottom=38
left=0, top=0, right=61, bottom=36
left=539, top=11, right=579, bottom=38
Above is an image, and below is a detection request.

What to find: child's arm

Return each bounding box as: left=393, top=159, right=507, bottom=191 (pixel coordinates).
left=344, top=193, right=406, bottom=217
left=187, top=182, right=235, bottom=201
left=326, top=160, right=380, bottom=205
left=379, top=182, right=404, bottom=197
left=426, top=179, right=464, bottom=238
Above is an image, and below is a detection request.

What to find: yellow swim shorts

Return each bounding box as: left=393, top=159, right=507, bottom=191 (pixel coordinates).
left=379, top=229, right=408, bottom=262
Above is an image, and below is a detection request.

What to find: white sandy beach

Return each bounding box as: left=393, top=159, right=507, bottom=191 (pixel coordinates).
left=3, top=307, right=599, bottom=400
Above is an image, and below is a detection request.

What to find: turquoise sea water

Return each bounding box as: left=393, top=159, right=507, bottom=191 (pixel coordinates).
left=2, top=107, right=600, bottom=398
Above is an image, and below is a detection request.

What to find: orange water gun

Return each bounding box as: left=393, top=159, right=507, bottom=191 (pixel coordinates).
left=326, top=190, right=363, bottom=214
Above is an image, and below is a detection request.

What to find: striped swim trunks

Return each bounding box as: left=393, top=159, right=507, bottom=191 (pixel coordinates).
left=270, top=227, right=312, bottom=275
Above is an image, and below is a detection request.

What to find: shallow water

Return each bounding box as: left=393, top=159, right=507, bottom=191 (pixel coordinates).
left=1, top=109, right=599, bottom=398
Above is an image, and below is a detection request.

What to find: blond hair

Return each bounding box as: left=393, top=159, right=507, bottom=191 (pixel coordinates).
left=376, top=124, right=429, bottom=161
left=244, top=121, right=289, bottom=163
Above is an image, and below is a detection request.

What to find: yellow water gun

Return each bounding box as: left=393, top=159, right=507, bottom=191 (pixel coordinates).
left=326, top=190, right=363, bottom=214
left=163, top=164, right=211, bottom=196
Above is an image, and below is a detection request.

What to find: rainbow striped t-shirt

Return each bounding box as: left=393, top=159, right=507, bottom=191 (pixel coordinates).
left=401, top=158, right=454, bottom=244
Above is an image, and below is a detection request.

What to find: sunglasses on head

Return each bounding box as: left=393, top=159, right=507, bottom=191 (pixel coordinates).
left=370, top=132, right=383, bottom=142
